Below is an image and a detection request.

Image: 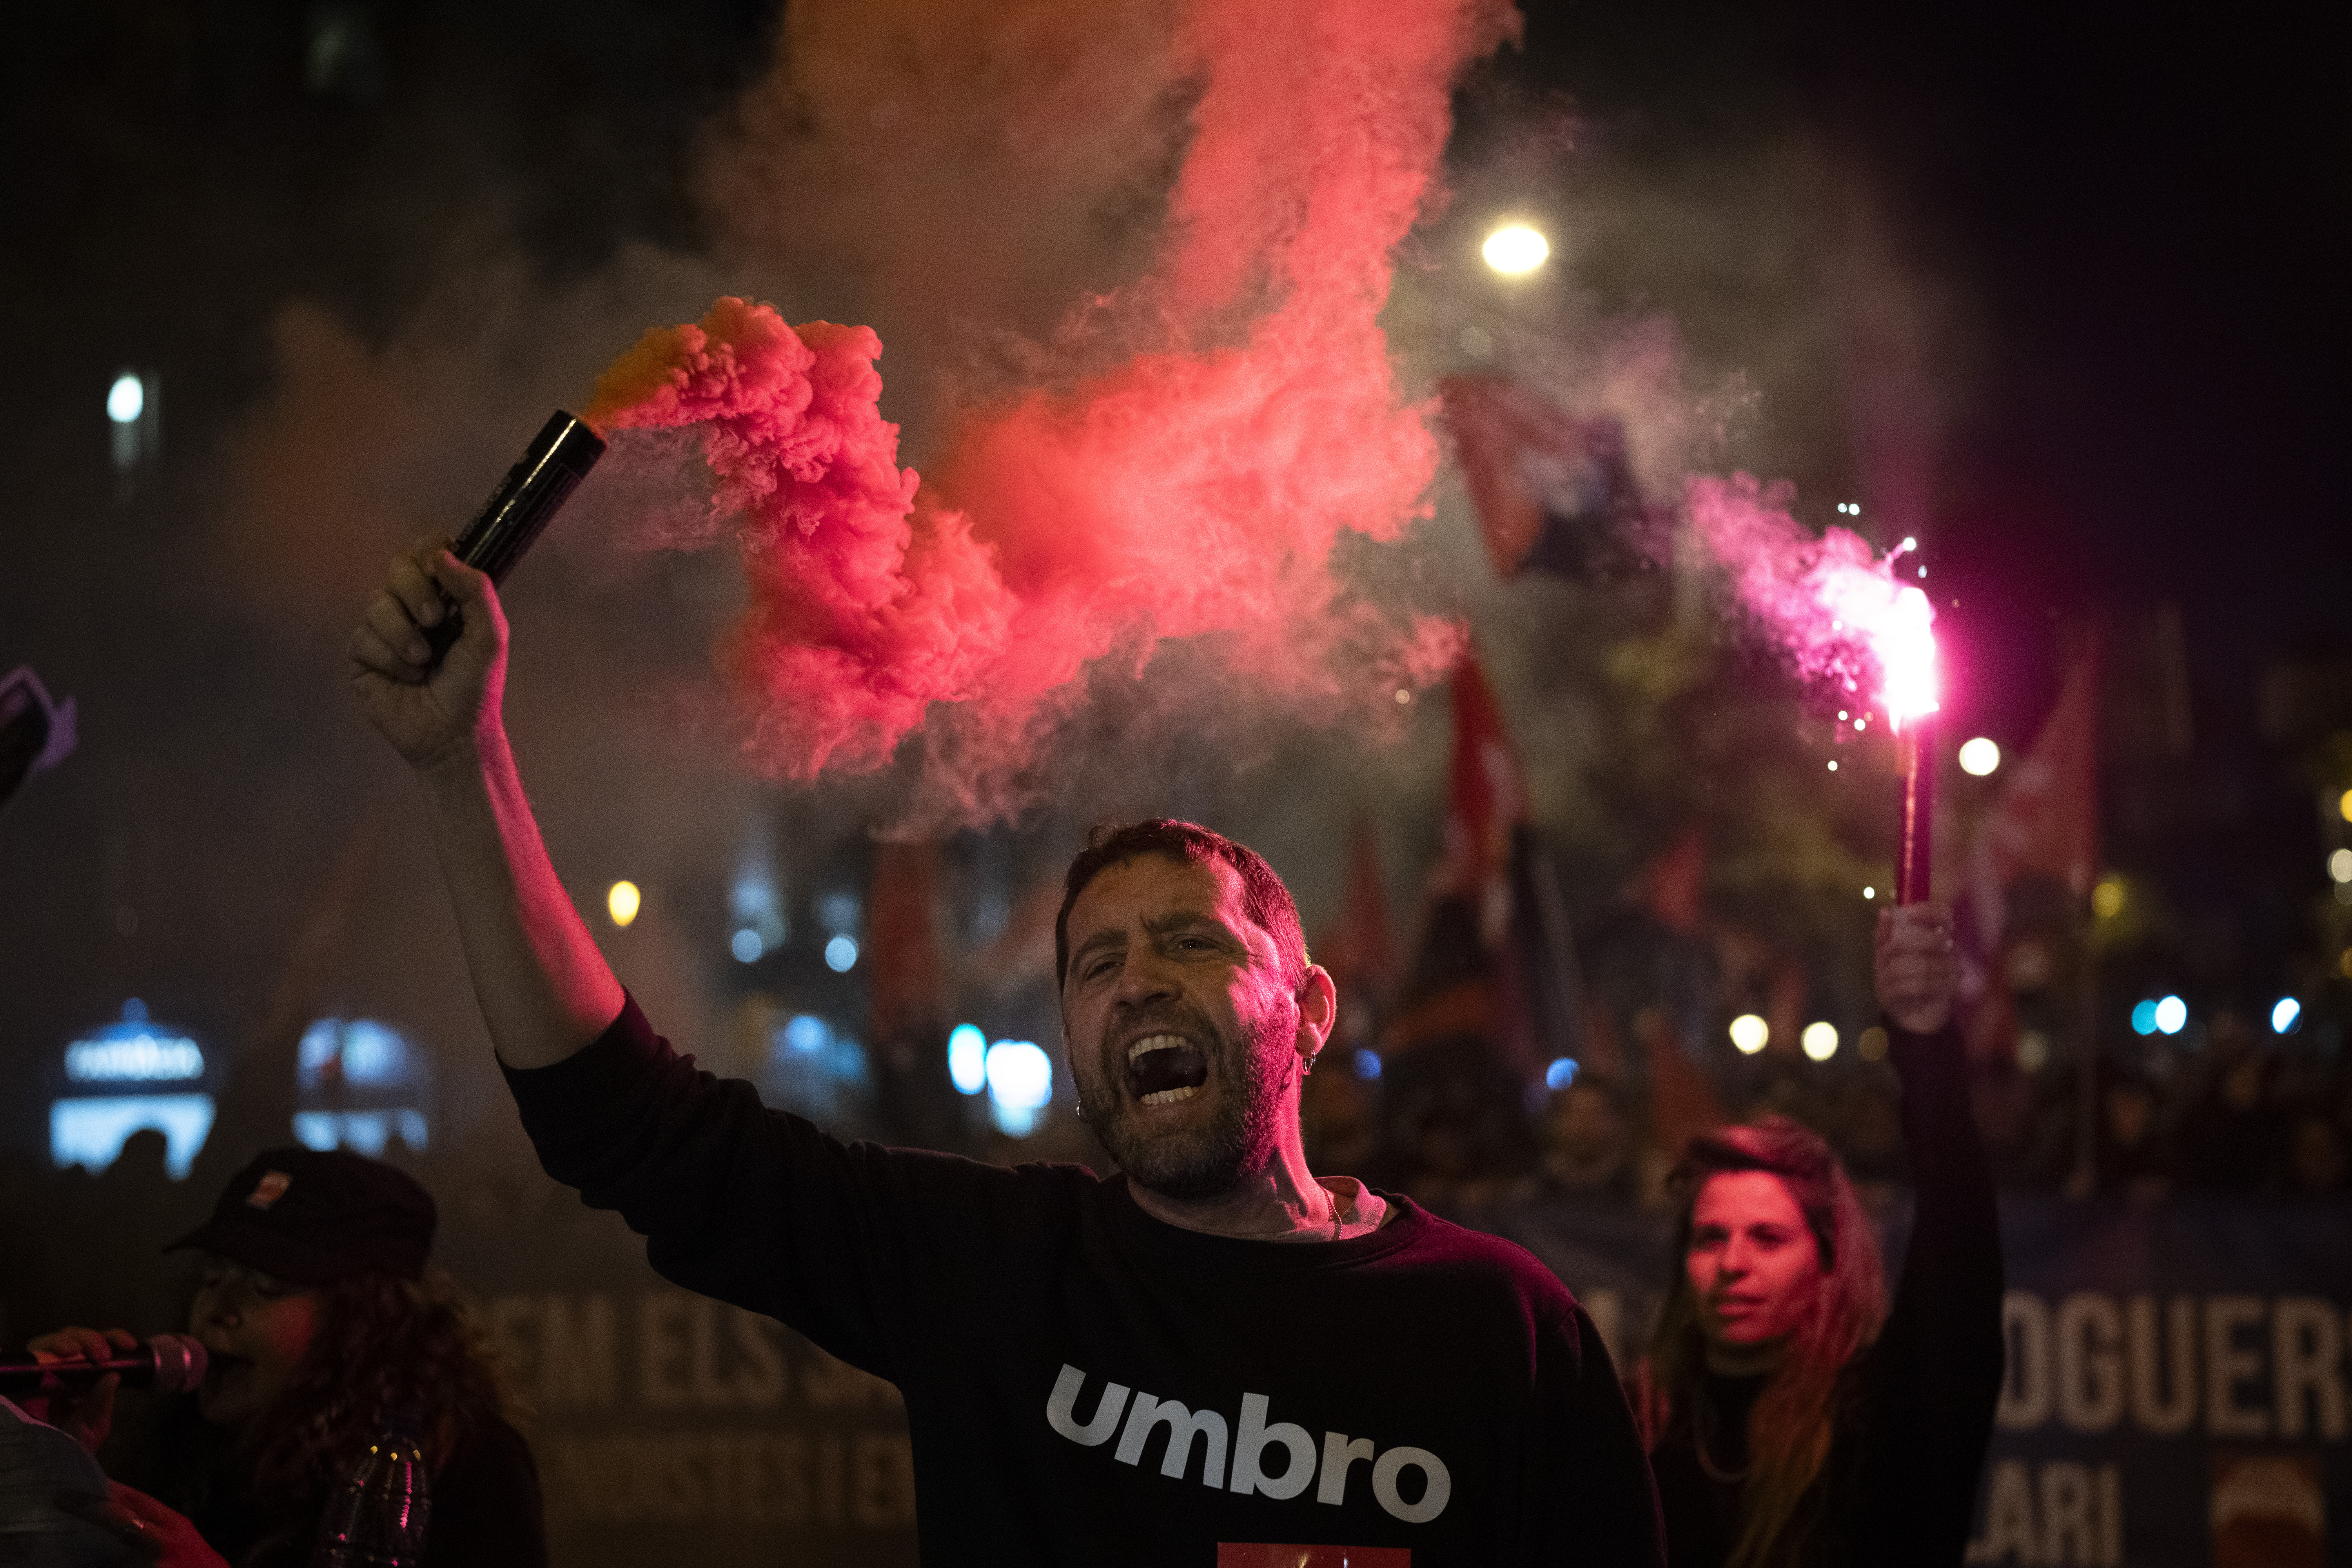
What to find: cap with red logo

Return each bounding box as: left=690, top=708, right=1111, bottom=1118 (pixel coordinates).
left=166, top=1146, right=436, bottom=1286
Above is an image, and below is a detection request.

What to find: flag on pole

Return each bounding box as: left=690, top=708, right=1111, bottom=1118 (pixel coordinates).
left=1439, top=376, right=1647, bottom=579
left=1385, top=649, right=1584, bottom=1082
left=1314, top=818, right=1399, bottom=1054
left=1958, top=638, right=2102, bottom=1060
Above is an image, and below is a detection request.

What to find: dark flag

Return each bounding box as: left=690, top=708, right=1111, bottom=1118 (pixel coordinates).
left=1439, top=376, right=1650, bottom=580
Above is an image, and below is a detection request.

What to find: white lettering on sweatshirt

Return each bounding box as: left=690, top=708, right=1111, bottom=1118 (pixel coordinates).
left=1044, top=1364, right=1452, bottom=1523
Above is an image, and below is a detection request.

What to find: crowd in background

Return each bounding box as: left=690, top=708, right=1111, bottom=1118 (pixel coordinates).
left=6, top=992, right=2346, bottom=1360
left=1301, top=1007, right=2352, bottom=1226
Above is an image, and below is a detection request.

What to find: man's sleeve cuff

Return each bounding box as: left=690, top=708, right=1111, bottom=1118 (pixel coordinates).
left=501, top=992, right=665, bottom=1125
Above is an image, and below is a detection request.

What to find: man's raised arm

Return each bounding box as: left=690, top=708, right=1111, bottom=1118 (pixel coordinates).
left=347, top=543, right=623, bottom=1069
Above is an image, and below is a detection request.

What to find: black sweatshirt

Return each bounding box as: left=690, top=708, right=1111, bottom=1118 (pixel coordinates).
left=506, top=995, right=1666, bottom=1566
left=1646, top=1022, right=2005, bottom=1568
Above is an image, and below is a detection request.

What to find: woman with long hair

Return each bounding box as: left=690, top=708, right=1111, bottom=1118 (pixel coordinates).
left=27, top=1147, right=544, bottom=1568
left=1636, top=905, right=2003, bottom=1568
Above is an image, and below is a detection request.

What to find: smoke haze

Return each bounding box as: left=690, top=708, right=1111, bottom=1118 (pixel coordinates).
left=588, top=0, right=1517, bottom=824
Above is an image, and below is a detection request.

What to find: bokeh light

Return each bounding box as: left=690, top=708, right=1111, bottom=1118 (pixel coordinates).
left=1545, top=1057, right=1579, bottom=1090
left=947, top=1024, right=987, bottom=1095
left=824, top=935, right=859, bottom=972
left=1957, top=737, right=2002, bottom=776
left=2092, top=877, right=2125, bottom=920
left=984, top=1040, right=1053, bottom=1110
left=107, top=373, right=144, bottom=425
left=2154, top=995, right=2187, bottom=1035
left=2131, top=999, right=2159, bottom=1036
left=1801, top=1022, right=1838, bottom=1062
left=2272, top=997, right=2302, bottom=1034
left=1481, top=223, right=1549, bottom=274
left=1729, top=1014, right=1769, bottom=1054
left=605, top=880, right=641, bottom=927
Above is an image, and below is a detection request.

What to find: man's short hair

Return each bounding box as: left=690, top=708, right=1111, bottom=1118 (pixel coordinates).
left=1055, top=820, right=1308, bottom=992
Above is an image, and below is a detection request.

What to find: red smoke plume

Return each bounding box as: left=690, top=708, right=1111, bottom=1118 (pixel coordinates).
left=583, top=0, right=1516, bottom=818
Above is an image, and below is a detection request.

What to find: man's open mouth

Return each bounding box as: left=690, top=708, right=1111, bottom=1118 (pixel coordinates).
left=1125, top=1033, right=1209, bottom=1105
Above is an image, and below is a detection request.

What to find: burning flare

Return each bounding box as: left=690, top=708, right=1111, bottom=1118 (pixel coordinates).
left=1683, top=474, right=1940, bottom=729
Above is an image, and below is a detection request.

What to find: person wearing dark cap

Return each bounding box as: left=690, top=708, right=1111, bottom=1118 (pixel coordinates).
left=24, top=1147, right=544, bottom=1568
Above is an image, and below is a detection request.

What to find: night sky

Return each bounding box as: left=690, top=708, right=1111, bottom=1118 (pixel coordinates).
left=1508, top=0, right=2348, bottom=739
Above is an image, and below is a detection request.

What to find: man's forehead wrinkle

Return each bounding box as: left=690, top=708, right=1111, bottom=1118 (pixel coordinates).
left=1141, top=908, right=1234, bottom=938
left=1069, top=926, right=1129, bottom=963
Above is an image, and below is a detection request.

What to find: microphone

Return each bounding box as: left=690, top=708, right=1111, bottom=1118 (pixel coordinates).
left=0, top=1334, right=208, bottom=1395
left=423, top=410, right=608, bottom=659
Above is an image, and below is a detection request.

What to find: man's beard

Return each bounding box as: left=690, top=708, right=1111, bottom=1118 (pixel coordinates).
left=1087, top=1007, right=1289, bottom=1201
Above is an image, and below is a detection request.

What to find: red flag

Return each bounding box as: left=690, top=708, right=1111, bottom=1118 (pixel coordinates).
left=1958, top=640, right=2101, bottom=1060
left=866, top=840, right=944, bottom=1044
left=1967, top=641, right=2102, bottom=942
left=1440, top=377, right=1644, bottom=579
left=1630, top=826, right=1706, bottom=938
left=1317, top=817, right=1397, bottom=984
left=1443, top=648, right=1528, bottom=947
left=1315, top=818, right=1398, bottom=1052
left=1441, top=376, right=1575, bottom=575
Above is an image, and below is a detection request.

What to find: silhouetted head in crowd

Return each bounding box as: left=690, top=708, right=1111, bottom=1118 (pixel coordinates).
left=1539, top=1076, right=1635, bottom=1197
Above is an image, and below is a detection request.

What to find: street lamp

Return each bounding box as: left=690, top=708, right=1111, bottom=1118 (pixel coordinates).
left=1481, top=223, right=1549, bottom=275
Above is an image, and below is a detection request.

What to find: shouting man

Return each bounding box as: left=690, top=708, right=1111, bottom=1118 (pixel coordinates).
left=350, top=544, right=1663, bottom=1564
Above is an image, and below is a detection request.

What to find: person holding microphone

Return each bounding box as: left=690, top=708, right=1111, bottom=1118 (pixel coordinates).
left=22, top=1147, right=543, bottom=1568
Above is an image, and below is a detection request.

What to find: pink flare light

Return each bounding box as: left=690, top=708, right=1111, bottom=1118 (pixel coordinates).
left=1684, top=474, right=1940, bottom=727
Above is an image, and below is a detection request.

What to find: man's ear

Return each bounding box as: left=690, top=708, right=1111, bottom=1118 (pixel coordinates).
left=1296, top=965, right=1338, bottom=1054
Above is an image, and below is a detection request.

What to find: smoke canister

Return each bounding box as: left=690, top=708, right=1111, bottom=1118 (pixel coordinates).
left=424, top=411, right=605, bottom=659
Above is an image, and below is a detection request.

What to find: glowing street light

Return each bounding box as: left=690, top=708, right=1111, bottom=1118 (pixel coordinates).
left=1957, top=737, right=2001, bottom=777
left=606, top=880, right=641, bottom=928
left=2153, top=995, right=2187, bottom=1036
left=1482, top=223, right=1549, bottom=275
left=107, top=374, right=145, bottom=425
left=1729, top=1014, right=1769, bottom=1054
left=1801, top=1022, right=1839, bottom=1062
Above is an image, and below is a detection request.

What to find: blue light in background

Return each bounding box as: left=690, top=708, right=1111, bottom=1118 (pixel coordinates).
left=1352, top=1049, right=1381, bottom=1080
left=783, top=1014, right=831, bottom=1054
left=1545, top=1057, right=1580, bottom=1091
left=64, top=1000, right=204, bottom=1084
left=947, top=1024, right=988, bottom=1095
left=731, top=928, right=764, bottom=963
left=2272, top=997, right=2302, bottom=1034
left=51, top=1096, right=214, bottom=1176
left=290, top=1108, right=428, bottom=1156
left=824, top=935, right=859, bottom=973
left=297, top=1018, right=414, bottom=1089
left=2130, top=1000, right=2159, bottom=1036
left=2154, top=995, right=2188, bottom=1036
left=985, top=1040, right=1053, bottom=1135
